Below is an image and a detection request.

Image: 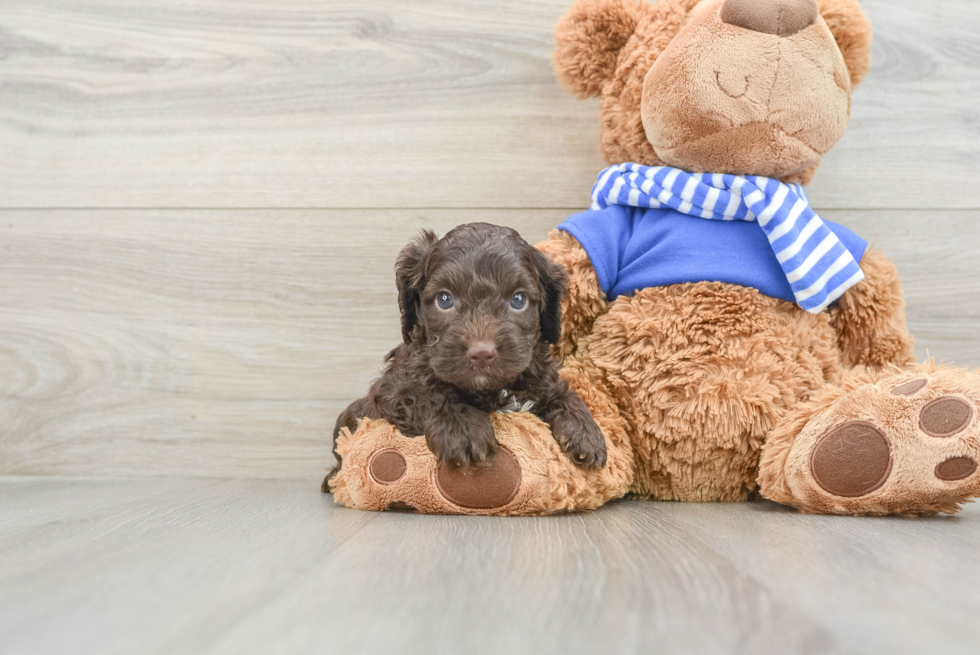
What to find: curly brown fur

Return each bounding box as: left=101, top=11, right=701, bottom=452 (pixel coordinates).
left=596, top=0, right=700, bottom=168
left=574, top=281, right=844, bottom=501
left=535, top=229, right=609, bottom=358
left=327, top=224, right=607, bottom=488
left=552, top=0, right=648, bottom=99
left=830, top=246, right=916, bottom=369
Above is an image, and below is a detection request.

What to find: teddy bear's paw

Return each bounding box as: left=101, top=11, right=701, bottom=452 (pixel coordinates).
left=329, top=405, right=633, bottom=516
left=779, top=366, right=980, bottom=516
left=367, top=444, right=523, bottom=513
left=334, top=422, right=525, bottom=514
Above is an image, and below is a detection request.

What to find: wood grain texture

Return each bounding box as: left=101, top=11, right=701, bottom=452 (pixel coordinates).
left=1, top=0, right=978, bottom=209
left=1, top=477, right=979, bottom=655
left=1, top=209, right=977, bottom=479
left=1, top=3, right=976, bottom=649
left=0, top=210, right=563, bottom=479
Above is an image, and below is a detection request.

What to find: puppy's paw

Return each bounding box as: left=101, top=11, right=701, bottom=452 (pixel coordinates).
left=551, top=412, right=608, bottom=470
left=426, top=411, right=499, bottom=469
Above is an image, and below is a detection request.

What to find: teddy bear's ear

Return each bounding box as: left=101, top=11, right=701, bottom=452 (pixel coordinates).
left=816, top=0, right=873, bottom=87
left=553, top=0, right=646, bottom=99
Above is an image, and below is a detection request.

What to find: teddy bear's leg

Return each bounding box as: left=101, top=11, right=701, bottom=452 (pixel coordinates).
left=579, top=282, right=842, bottom=502
left=829, top=247, right=917, bottom=369
left=328, top=417, right=528, bottom=515
left=536, top=230, right=609, bottom=358
left=327, top=364, right=634, bottom=516
left=759, top=363, right=980, bottom=516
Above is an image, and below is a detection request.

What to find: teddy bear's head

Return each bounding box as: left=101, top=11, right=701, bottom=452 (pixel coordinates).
left=554, top=0, right=872, bottom=184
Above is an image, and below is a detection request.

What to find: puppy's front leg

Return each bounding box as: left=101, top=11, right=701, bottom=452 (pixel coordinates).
left=541, top=385, right=607, bottom=470
left=425, top=403, right=498, bottom=469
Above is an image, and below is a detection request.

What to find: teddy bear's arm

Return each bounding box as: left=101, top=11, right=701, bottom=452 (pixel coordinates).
left=829, top=246, right=916, bottom=369
left=536, top=229, right=610, bottom=357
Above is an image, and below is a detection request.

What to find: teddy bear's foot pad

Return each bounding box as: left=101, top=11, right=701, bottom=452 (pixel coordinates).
left=809, top=421, right=892, bottom=497
left=339, top=427, right=527, bottom=514
left=775, top=366, right=980, bottom=515
left=368, top=442, right=523, bottom=510
left=434, top=448, right=522, bottom=509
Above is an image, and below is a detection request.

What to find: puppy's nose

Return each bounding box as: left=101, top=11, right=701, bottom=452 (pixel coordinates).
left=721, top=0, right=818, bottom=37
left=467, top=343, right=497, bottom=369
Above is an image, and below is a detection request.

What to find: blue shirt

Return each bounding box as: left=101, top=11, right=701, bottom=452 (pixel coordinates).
left=559, top=205, right=868, bottom=303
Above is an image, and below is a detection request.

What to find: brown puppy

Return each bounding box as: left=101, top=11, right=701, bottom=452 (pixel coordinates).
left=329, top=223, right=607, bottom=481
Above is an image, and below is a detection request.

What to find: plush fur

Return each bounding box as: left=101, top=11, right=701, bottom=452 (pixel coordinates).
left=640, top=0, right=853, bottom=179
left=759, top=362, right=980, bottom=516
left=330, top=364, right=633, bottom=515
left=329, top=0, right=980, bottom=516
left=553, top=0, right=871, bottom=183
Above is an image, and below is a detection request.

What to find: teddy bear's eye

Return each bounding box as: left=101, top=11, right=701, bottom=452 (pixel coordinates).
left=435, top=292, right=455, bottom=311
left=509, top=293, right=527, bottom=311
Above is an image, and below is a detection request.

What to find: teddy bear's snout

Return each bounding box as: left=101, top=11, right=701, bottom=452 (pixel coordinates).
left=639, top=0, right=850, bottom=181
left=721, top=0, right=818, bottom=37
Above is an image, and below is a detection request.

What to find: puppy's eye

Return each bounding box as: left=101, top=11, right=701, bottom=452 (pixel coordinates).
left=509, top=293, right=527, bottom=311
left=435, top=292, right=455, bottom=311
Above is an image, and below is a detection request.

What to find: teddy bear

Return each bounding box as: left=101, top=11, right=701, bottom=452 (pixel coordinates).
left=327, top=0, right=980, bottom=516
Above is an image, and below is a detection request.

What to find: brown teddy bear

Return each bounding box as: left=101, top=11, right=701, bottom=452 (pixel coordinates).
left=327, top=0, right=980, bottom=516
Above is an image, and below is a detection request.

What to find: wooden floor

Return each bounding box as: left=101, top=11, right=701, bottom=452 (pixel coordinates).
left=1, top=477, right=979, bottom=655
left=2, top=0, right=980, bottom=480
left=2, top=1, right=980, bottom=653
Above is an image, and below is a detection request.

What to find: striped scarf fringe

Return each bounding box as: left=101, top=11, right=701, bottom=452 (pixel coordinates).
left=591, top=163, right=864, bottom=314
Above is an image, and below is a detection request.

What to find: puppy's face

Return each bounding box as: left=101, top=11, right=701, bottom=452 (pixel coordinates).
left=395, top=223, right=566, bottom=391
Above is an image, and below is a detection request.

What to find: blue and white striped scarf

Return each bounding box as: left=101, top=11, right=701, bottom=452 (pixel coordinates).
left=591, top=163, right=865, bottom=314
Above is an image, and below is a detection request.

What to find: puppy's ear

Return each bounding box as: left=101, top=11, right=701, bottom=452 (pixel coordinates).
left=816, top=0, right=873, bottom=86
left=395, top=229, right=438, bottom=344
left=531, top=248, right=568, bottom=345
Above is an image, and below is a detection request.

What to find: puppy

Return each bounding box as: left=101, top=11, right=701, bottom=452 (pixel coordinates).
left=326, top=222, right=607, bottom=486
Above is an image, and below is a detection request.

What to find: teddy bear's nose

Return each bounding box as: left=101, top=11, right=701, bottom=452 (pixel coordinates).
left=721, top=0, right=818, bottom=37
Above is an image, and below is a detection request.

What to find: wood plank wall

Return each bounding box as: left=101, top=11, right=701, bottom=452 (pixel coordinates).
left=1, top=0, right=978, bottom=479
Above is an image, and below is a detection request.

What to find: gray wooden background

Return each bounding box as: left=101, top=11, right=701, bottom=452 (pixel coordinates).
left=1, top=0, right=978, bottom=481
